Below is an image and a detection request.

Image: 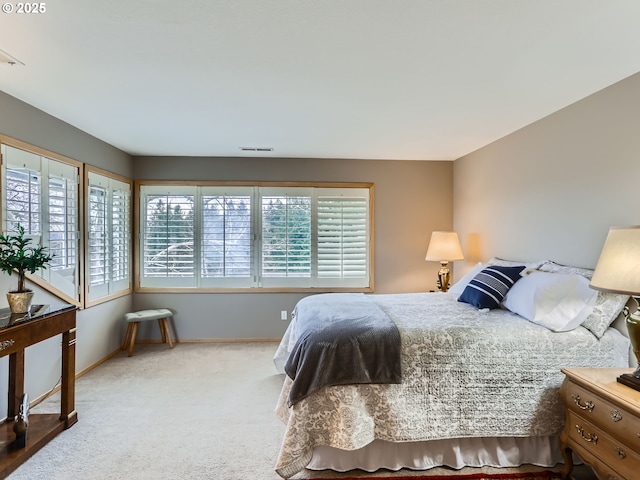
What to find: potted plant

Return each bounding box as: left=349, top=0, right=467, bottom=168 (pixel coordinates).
left=0, top=224, right=54, bottom=313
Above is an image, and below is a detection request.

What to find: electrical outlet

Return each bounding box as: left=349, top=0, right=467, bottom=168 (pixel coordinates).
left=280, top=310, right=288, bottom=321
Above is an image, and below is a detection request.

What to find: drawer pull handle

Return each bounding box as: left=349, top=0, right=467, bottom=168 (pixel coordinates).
left=616, top=446, right=626, bottom=459
left=576, top=425, right=598, bottom=444
left=571, top=394, right=595, bottom=412
left=611, top=409, right=622, bottom=422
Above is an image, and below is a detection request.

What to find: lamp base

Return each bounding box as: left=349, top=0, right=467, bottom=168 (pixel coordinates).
left=617, top=372, right=640, bottom=391
left=621, top=299, right=640, bottom=392
left=437, top=261, right=451, bottom=292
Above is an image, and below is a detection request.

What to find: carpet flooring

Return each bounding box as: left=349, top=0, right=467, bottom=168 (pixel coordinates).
left=6, top=343, right=595, bottom=480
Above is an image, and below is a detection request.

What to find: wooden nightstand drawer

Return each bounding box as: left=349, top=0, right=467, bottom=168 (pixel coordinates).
left=566, top=410, right=640, bottom=479
left=563, top=379, right=640, bottom=449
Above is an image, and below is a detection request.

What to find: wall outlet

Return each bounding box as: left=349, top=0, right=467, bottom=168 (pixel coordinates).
left=280, top=310, right=288, bottom=321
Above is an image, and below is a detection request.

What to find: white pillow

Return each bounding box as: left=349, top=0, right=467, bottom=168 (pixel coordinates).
left=538, top=260, right=629, bottom=338
left=502, top=271, right=597, bottom=332
left=448, top=262, right=486, bottom=295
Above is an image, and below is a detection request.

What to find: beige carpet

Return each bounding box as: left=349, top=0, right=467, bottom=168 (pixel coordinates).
left=7, top=343, right=596, bottom=480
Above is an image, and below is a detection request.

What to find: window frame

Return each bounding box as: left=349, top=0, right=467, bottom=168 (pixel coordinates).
left=84, top=166, right=133, bottom=307
left=0, top=136, right=83, bottom=307
left=134, top=181, right=375, bottom=293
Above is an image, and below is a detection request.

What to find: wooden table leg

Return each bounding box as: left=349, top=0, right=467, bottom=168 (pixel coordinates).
left=60, top=327, right=77, bottom=428
left=8, top=350, right=25, bottom=419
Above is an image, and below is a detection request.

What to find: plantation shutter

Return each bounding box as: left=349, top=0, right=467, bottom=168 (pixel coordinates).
left=2, top=144, right=80, bottom=301
left=260, top=188, right=312, bottom=288
left=111, top=182, right=131, bottom=290
left=141, top=186, right=195, bottom=287
left=316, top=188, right=369, bottom=287
left=2, top=146, right=42, bottom=235
left=87, top=172, right=131, bottom=302
left=200, top=187, right=252, bottom=288
left=137, top=183, right=372, bottom=291
left=88, top=182, right=109, bottom=297
left=45, top=161, right=79, bottom=299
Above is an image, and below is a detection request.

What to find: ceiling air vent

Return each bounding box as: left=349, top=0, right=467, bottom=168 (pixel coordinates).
left=0, top=48, right=24, bottom=66
left=239, top=147, right=274, bottom=153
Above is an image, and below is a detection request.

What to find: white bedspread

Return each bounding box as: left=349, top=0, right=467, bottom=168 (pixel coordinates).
left=274, top=292, right=630, bottom=478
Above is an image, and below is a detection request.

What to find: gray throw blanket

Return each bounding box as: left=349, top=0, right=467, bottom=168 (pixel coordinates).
left=284, top=293, right=402, bottom=406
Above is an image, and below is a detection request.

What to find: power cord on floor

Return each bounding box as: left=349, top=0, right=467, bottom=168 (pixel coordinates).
left=30, top=374, right=63, bottom=409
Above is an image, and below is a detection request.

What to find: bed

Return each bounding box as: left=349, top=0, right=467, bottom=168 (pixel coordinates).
left=273, top=259, right=631, bottom=479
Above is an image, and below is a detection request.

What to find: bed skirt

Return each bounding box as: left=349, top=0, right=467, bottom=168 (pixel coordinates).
left=307, top=436, right=573, bottom=472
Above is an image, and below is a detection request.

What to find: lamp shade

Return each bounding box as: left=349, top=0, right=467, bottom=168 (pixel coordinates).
left=590, top=226, right=640, bottom=295
left=425, top=231, right=464, bottom=262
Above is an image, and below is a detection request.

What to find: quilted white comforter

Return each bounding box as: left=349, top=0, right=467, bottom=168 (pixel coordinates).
left=274, top=292, right=630, bottom=478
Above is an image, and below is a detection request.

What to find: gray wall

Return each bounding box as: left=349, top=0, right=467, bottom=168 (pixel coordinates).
left=453, top=71, right=640, bottom=276
left=0, top=91, right=134, bottom=414
left=132, top=156, right=453, bottom=339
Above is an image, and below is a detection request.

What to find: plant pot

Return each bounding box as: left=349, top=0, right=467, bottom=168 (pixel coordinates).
left=6, top=291, right=34, bottom=314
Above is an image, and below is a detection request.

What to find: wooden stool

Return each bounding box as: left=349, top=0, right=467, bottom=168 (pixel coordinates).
left=122, top=308, right=174, bottom=357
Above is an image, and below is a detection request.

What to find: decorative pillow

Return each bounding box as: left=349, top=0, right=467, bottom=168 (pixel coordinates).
left=502, top=271, right=598, bottom=332
left=448, top=262, right=486, bottom=295
left=458, top=265, right=526, bottom=310
left=449, top=258, right=542, bottom=297
left=539, top=261, right=629, bottom=338
left=581, top=292, right=629, bottom=338
left=488, top=257, right=547, bottom=269
left=538, top=261, right=593, bottom=278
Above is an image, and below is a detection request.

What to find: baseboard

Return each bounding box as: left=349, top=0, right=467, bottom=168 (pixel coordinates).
left=173, top=337, right=281, bottom=343
left=135, top=337, right=281, bottom=344
left=76, top=347, right=124, bottom=379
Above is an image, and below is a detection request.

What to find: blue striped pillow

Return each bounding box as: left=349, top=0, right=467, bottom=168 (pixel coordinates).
left=458, top=265, right=526, bottom=309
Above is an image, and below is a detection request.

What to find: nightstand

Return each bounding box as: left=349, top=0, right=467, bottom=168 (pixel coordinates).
left=560, top=368, right=640, bottom=480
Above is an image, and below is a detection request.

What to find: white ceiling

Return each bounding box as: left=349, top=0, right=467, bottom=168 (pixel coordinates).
left=2, top=1, right=640, bottom=160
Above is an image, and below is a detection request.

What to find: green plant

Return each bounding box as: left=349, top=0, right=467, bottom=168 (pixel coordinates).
left=0, top=224, right=54, bottom=293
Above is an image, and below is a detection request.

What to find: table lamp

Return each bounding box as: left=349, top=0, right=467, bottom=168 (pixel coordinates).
left=425, top=231, right=464, bottom=292
left=590, top=226, right=640, bottom=391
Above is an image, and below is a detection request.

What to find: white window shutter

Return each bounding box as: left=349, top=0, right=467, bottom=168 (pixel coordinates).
left=138, top=184, right=371, bottom=290
left=261, top=194, right=311, bottom=277
left=317, top=189, right=369, bottom=287
left=141, top=188, right=195, bottom=287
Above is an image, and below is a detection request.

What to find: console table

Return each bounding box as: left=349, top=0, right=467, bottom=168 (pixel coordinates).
left=0, top=303, right=77, bottom=477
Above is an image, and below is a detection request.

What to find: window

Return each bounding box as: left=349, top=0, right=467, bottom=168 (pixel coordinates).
left=260, top=187, right=312, bottom=287
left=142, top=187, right=195, bottom=285
left=201, top=189, right=252, bottom=286
left=317, top=191, right=368, bottom=280
left=137, top=183, right=372, bottom=291
left=1, top=143, right=80, bottom=304
left=86, top=168, right=132, bottom=305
